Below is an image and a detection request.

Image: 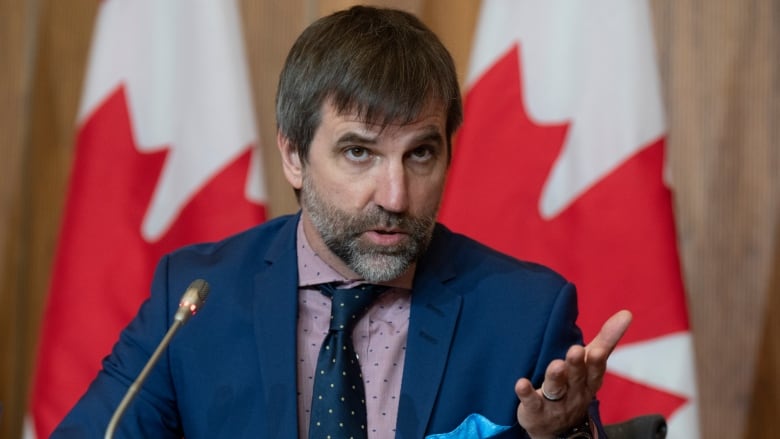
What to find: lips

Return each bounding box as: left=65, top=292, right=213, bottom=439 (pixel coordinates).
left=363, top=228, right=409, bottom=246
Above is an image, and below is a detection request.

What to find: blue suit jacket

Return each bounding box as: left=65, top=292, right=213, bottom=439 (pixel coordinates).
left=54, top=214, right=603, bottom=438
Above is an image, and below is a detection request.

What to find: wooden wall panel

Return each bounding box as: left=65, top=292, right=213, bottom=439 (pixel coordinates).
left=653, top=0, right=780, bottom=436
left=0, top=0, right=96, bottom=437
left=240, top=0, right=308, bottom=218
left=0, top=0, right=36, bottom=437
left=747, top=219, right=780, bottom=438
left=319, top=0, right=421, bottom=17
left=421, top=0, right=480, bottom=88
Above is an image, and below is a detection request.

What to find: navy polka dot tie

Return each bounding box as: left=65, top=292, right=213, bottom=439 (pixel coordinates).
left=308, top=283, right=385, bottom=439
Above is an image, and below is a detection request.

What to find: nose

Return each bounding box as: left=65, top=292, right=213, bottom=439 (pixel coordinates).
left=373, top=160, right=409, bottom=214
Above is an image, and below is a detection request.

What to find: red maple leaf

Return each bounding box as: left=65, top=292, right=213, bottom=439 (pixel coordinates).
left=439, top=45, right=690, bottom=422
left=31, top=86, right=266, bottom=437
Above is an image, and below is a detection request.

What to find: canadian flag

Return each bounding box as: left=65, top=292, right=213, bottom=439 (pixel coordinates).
left=438, top=1, right=699, bottom=438
left=27, top=1, right=267, bottom=437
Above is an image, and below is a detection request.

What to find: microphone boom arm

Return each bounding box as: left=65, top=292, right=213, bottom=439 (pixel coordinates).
left=104, top=279, right=209, bottom=439
left=104, top=319, right=183, bottom=439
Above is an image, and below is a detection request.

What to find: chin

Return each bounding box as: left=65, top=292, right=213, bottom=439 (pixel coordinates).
left=350, top=254, right=411, bottom=283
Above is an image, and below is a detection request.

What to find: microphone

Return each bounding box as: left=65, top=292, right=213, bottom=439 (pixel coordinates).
left=104, top=279, right=210, bottom=439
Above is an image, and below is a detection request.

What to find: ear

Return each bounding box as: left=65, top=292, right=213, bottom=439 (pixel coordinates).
left=277, top=131, right=303, bottom=190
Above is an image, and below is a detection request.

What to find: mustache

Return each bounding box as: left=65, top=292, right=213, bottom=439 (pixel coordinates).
left=345, top=207, right=434, bottom=235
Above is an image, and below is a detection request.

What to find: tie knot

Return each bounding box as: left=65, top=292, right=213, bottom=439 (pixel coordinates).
left=319, top=283, right=385, bottom=332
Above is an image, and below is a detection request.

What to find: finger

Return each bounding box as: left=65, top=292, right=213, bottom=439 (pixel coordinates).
left=564, top=344, right=587, bottom=388
left=585, top=310, right=633, bottom=361
left=584, top=310, right=632, bottom=390
left=541, top=359, right=568, bottom=400
left=515, top=378, right=543, bottom=412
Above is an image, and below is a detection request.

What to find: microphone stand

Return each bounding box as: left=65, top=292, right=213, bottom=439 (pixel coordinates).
left=104, top=279, right=209, bottom=439
left=104, top=319, right=184, bottom=439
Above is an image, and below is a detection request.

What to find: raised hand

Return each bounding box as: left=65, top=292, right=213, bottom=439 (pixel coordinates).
left=515, top=310, right=633, bottom=438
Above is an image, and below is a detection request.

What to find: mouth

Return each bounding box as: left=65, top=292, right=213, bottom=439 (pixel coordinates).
left=363, top=228, right=409, bottom=246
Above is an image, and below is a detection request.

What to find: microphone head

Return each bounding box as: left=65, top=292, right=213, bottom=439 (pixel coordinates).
left=174, top=279, right=210, bottom=324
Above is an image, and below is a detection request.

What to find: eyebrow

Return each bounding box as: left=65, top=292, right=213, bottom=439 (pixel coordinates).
left=412, top=128, right=445, bottom=147
left=335, top=125, right=444, bottom=147
left=335, top=132, right=378, bottom=146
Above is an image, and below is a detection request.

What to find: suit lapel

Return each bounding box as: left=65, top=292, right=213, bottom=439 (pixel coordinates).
left=252, top=215, right=301, bottom=438
left=248, top=219, right=463, bottom=438
left=396, top=226, right=462, bottom=439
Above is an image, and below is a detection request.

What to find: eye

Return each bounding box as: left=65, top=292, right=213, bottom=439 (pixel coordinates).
left=408, top=145, right=435, bottom=162
left=344, top=146, right=371, bottom=162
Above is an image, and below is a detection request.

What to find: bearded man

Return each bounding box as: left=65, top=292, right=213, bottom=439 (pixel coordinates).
left=54, top=6, right=630, bottom=439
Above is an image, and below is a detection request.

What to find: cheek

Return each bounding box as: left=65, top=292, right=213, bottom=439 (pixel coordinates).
left=409, top=173, right=447, bottom=215
left=316, top=173, right=375, bottom=211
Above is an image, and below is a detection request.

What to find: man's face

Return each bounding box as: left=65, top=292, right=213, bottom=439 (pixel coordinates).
left=280, top=100, right=449, bottom=282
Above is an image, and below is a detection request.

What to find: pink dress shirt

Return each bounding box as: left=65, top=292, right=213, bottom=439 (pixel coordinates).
left=295, top=221, right=412, bottom=439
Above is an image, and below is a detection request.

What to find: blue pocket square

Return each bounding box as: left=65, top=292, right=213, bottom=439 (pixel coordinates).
left=425, top=413, right=512, bottom=439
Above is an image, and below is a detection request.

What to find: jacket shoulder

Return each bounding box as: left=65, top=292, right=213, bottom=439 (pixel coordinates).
left=167, top=214, right=297, bottom=264
left=428, top=223, right=569, bottom=288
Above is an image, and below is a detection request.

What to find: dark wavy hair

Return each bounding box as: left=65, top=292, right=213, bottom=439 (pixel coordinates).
left=275, top=5, right=463, bottom=164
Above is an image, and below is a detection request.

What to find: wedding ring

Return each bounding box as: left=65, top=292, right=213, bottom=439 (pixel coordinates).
left=541, top=385, right=565, bottom=402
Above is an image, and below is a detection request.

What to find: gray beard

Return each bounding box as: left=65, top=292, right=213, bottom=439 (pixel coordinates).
left=301, top=176, right=437, bottom=282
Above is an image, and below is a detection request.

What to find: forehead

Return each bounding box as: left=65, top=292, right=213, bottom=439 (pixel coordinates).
left=321, top=98, right=447, bottom=136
